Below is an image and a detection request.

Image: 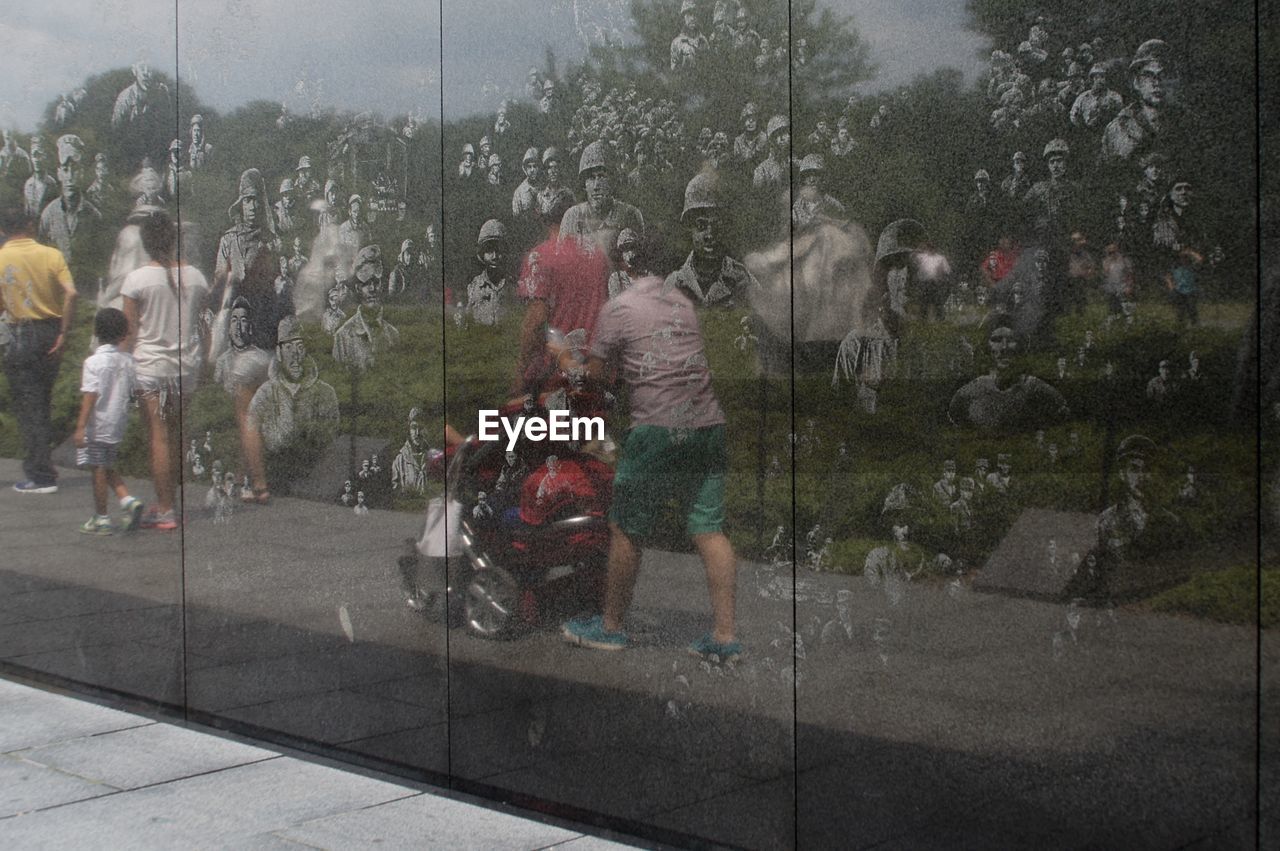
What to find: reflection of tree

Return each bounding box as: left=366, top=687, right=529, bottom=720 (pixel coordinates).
left=620, top=0, right=872, bottom=110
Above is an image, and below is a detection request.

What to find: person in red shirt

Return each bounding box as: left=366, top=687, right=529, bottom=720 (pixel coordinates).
left=512, top=193, right=610, bottom=398
left=979, top=233, right=1020, bottom=290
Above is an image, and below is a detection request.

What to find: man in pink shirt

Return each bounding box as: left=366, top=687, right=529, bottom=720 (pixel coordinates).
left=558, top=271, right=741, bottom=662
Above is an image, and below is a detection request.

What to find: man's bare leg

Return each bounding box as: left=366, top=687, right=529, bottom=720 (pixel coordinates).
left=602, top=522, right=641, bottom=633
left=694, top=531, right=737, bottom=644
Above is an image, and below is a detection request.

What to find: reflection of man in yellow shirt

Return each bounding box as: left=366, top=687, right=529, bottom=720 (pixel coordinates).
left=1, top=202, right=78, bottom=492
left=1, top=237, right=76, bottom=325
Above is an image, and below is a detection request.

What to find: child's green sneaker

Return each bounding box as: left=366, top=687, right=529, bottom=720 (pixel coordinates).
left=561, top=614, right=628, bottom=651
left=79, top=516, right=115, bottom=536
left=120, top=497, right=145, bottom=532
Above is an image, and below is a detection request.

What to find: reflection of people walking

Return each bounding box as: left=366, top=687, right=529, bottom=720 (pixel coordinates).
left=560, top=274, right=741, bottom=662
left=0, top=201, right=77, bottom=493
left=122, top=212, right=208, bottom=530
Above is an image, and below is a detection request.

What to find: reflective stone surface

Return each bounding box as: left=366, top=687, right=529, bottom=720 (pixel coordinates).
left=0, top=1, right=1270, bottom=847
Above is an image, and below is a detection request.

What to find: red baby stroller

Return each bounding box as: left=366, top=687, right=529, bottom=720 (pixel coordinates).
left=401, top=396, right=613, bottom=638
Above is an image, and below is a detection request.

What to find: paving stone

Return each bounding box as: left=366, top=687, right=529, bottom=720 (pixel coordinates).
left=0, top=754, right=117, bottom=817
left=16, top=722, right=277, bottom=790
left=0, top=687, right=151, bottom=753
left=277, top=792, right=582, bottom=850
left=0, top=757, right=417, bottom=847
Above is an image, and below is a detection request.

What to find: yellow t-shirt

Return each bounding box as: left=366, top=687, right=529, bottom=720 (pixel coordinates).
left=0, top=237, right=75, bottom=321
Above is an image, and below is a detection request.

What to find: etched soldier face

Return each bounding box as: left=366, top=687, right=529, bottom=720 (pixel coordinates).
left=1134, top=63, right=1165, bottom=107
left=976, top=459, right=989, bottom=477
left=1122, top=456, right=1149, bottom=496
left=408, top=419, right=423, bottom=449
left=349, top=198, right=363, bottom=222
left=357, top=491, right=366, bottom=504
left=327, top=287, right=342, bottom=309
left=802, top=171, right=822, bottom=189
left=57, top=160, right=83, bottom=194
left=1057, top=357, right=1067, bottom=374
left=892, top=524, right=909, bottom=543
left=279, top=338, right=306, bottom=381
left=359, top=274, right=382, bottom=308
left=344, top=480, right=352, bottom=493
left=690, top=211, right=723, bottom=260
left=241, top=193, right=259, bottom=227
left=584, top=166, right=612, bottom=209
left=1048, top=443, right=1059, bottom=461
left=480, top=246, right=500, bottom=268
left=524, top=160, right=540, bottom=182
left=1047, top=153, right=1066, bottom=180
left=229, top=306, right=252, bottom=350
left=1158, top=361, right=1170, bottom=379
left=462, top=152, right=474, bottom=167
left=989, top=326, right=1016, bottom=370
left=545, top=157, right=562, bottom=185
left=1169, top=182, right=1192, bottom=209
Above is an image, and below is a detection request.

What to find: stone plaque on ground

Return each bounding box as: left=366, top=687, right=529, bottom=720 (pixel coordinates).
left=286, top=435, right=391, bottom=502
left=974, top=508, right=1099, bottom=600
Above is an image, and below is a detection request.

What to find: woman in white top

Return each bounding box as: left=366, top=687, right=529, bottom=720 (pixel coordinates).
left=121, top=212, right=209, bottom=528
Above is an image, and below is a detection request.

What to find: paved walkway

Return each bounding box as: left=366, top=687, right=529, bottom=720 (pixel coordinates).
left=0, top=674, right=640, bottom=849
left=0, top=459, right=1273, bottom=848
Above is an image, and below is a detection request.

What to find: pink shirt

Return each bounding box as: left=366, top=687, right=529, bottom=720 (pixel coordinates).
left=590, top=276, right=725, bottom=429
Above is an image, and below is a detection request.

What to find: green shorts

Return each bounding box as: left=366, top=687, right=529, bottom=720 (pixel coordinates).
left=609, top=424, right=727, bottom=539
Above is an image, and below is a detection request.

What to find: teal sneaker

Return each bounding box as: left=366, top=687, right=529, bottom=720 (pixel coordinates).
left=79, top=516, right=115, bottom=536
left=561, top=614, right=627, bottom=651
left=688, top=633, right=743, bottom=663
left=120, top=497, right=145, bottom=532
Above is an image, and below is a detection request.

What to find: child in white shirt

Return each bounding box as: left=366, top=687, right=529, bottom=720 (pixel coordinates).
left=74, top=308, right=143, bottom=534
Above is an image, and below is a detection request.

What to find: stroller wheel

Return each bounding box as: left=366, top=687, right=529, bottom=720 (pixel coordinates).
left=465, top=565, right=521, bottom=638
